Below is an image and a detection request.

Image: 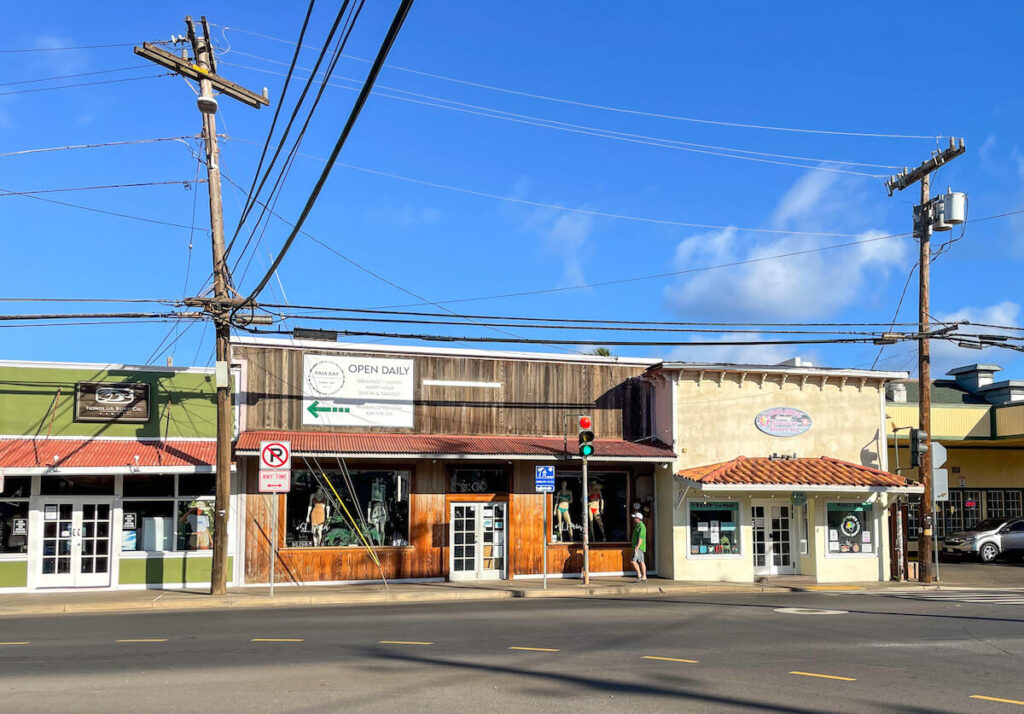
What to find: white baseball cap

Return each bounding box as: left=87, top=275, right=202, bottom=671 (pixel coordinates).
left=632, top=512, right=643, bottom=519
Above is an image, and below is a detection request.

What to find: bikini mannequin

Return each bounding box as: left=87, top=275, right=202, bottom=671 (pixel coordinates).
left=553, top=481, right=574, bottom=541
left=306, top=488, right=331, bottom=546
left=587, top=479, right=606, bottom=541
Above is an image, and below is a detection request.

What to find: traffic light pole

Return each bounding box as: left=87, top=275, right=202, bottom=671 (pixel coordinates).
left=581, top=456, right=590, bottom=585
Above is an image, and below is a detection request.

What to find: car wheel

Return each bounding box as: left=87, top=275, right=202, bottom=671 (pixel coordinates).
left=979, top=543, right=999, bottom=563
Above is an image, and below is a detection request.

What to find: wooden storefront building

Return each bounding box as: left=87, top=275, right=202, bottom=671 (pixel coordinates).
left=231, top=336, right=674, bottom=586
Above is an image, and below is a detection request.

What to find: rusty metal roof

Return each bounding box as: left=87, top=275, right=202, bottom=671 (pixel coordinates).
left=0, top=438, right=216, bottom=469
left=237, top=430, right=674, bottom=461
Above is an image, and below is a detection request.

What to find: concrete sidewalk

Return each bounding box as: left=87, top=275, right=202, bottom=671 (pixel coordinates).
left=0, top=576, right=937, bottom=618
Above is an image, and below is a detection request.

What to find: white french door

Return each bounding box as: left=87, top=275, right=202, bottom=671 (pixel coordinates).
left=752, top=502, right=797, bottom=576
left=449, top=502, right=506, bottom=581
left=36, top=499, right=113, bottom=588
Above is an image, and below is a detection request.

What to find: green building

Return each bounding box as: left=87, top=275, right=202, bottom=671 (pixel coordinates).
left=0, top=359, right=238, bottom=592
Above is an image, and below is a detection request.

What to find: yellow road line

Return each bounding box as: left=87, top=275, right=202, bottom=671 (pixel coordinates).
left=789, top=671, right=856, bottom=682
left=0, top=642, right=29, bottom=646
left=971, top=695, right=1024, bottom=706
left=251, top=638, right=304, bottom=642
left=378, top=640, right=434, bottom=646
left=805, top=585, right=864, bottom=591
left=509, top=646, right=559, bottom=652
left=642, top=655, right=699, bottom=664
left=116, top=638, right=168, bottom=643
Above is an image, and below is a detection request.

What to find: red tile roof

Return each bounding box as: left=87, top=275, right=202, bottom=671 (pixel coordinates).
left=0, top=438, right=216, bottom=469
left=237, top=430, right=674, bottom=461
left=677, top=456, right=913, bottom=488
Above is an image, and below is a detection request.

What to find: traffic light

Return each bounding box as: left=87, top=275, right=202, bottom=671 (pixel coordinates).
left=578, top=415, right=595, bottom=458
left=909, top=428, right=928, bottom=468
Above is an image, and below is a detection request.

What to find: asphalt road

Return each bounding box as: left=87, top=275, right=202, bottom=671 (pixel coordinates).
left=1, top=590, right=1023, bottom=713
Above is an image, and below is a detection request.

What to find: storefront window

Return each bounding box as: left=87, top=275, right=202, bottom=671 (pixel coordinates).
left=551, top=473, right=628, bottom=543
left=827, top=502, right=874, bottom=554
left=285, top=469, right=410, bottom=548
left=1, top=476, right=31, bottom=499
left=689, top=501, right=740, bottom=555
left=448, top=468, right=508, bottom=494
left=120, top=474, right=218, bottom=552
left=40, top=475, right=115, bottom=495
left=0, top=501, right=29, bottom=555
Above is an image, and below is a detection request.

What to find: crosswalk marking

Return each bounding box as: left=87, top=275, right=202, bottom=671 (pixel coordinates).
left=867, top=590, right=1024, bottom=606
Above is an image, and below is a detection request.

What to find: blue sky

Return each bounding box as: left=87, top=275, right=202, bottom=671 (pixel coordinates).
left=2, top=1, right=1022, bottom=378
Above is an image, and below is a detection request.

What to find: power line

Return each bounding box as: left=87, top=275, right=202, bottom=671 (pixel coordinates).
left=0, top=74, right=169, bottom=97
left=241, top=0, right=416, bottom=306
left=0, top=187, right=204, bottom=230
left=0, top=297, right=180, bottom=304
left=247, top=326, right=910, bottom=348
left=0, top=180, right=201, bottom=196
left=0, top=65, right=152, bottom=87
left=0, top=312, right=203, bottom=322
left=871, top=261, right=918, bottom=369
left=218, top=24, right=943, bottom=140
left=257, top=303, right=924, bottom=328
left=0, top=136, right=199, bottom=158
left=0, top=41, right=155, bottom=53
left=226, top=135, right=880, bottom=239
left=221, top=58, right=896, bottom=177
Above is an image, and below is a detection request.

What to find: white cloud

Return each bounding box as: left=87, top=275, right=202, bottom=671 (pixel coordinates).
left=366, top=203, right=441, bottom=227
left=664, top=170, right=908, bottom=321
left=930, top=301, right=1022, bottom=376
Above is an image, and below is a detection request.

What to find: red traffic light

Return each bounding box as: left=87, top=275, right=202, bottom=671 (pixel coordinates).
left=578, top=416, right=592, bottom=429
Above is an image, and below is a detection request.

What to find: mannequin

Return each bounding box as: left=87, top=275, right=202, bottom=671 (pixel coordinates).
left=553, top=481, right=574, bottom=541
left=179, top=502, right=212, bottom=550
left=367, top=476, right=388, bottom=545
left=587, top=479, right=606, bottom=541
left=306, top=488, right=331, bottom=547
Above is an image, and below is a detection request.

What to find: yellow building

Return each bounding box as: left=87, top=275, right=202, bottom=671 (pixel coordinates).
left=886, top=363, right=1024, bottom=540
left=647, top=360, right=920, bottom=583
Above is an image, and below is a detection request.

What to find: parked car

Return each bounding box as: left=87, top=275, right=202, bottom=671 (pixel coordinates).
left=942, top=517, right=1024, bottom=563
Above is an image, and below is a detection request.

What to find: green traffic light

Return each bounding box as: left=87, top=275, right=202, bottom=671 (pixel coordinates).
left=580, top=444, right=594, bottom=457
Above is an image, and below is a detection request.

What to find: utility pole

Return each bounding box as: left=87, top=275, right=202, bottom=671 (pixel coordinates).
left=885, top=138, right=966, bottom=584
left=135, top=18, right=269, bottom=596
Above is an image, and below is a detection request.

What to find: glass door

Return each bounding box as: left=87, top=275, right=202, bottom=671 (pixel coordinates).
left=38, top=500, right=113, bottom=588
left=449, top=502, right=506, bottom=581
left=752, top=502, right=796, bottom=576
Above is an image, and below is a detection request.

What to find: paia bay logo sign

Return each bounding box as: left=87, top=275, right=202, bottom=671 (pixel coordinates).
left=754, top=407, right=812, bottom=437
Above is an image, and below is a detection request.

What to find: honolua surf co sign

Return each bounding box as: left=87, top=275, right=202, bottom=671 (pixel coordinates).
left=754, top=407, right=812, bottom=437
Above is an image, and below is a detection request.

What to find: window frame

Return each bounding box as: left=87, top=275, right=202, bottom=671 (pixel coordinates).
left=686, top=499, right=743, bottom=560
left=823, top=500, right=877, bottom=559
left=281, top=467, right=413, bottom=551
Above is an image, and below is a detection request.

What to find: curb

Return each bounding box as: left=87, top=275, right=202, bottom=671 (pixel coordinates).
left=0, top=583, right=784, bottom=618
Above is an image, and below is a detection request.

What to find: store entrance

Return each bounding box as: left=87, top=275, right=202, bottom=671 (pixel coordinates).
left=449, top=502, right=506, bottom=581
left=35, top=499, right=113, bottom=588
left=751, top=502, right=796, bottom=576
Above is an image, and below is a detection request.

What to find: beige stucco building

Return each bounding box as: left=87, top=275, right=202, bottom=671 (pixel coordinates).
left=646, top=360, right=920, bottom=583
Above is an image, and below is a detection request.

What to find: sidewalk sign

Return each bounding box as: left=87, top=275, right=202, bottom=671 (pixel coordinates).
left=535, top=466, right=555, bottom=589
left=259, top=440, right=291, bottom=597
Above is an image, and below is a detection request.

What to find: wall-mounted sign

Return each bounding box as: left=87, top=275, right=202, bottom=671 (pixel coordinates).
left=754, top=407, right=812, bottom=437
left=122, top=512, right=137, bottom=530
left=12, top=519, right=27, bottom=537
left=302, top=354, right=414, bottom=427
left=75, top=382, right=150, bottom=423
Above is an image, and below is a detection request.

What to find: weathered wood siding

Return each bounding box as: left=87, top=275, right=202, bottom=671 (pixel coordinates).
left=236, top=345, right=650, bottom=439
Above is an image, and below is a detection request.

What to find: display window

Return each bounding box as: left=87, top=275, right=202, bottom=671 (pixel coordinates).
left=284, top=469, right=410, bottom=548
left=551, top=472, right=628, bottom=544
left=0, top=475, right=31, bottom=555
left=689, top=501, right=741, bottom=556
left=826, top=502, right=874, bottom=555
left=120, top=474, right=217, bottom=553
left=40, top=475, right=115, bottom=496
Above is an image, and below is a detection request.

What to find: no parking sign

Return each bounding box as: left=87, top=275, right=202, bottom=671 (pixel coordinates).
left=259, top=441, right=291, bottom=493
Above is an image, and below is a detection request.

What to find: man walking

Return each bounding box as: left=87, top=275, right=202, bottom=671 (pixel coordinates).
left=630, top=511, right=647, bottom=583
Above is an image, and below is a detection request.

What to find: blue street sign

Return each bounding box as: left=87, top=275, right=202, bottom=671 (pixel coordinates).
left=535, top=465, right=555, bottom=493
